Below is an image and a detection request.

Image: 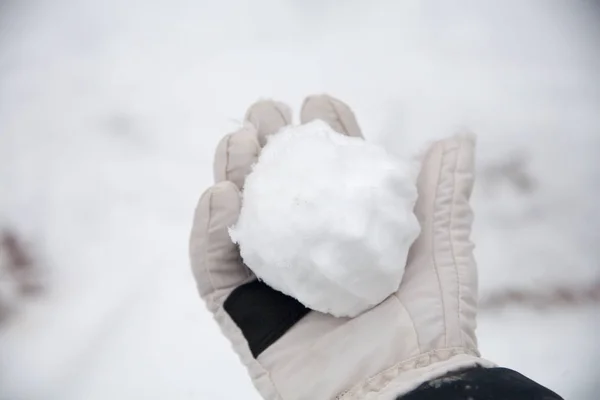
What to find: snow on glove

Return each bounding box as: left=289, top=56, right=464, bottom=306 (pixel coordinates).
left=189, top=94, right=495, bottom=400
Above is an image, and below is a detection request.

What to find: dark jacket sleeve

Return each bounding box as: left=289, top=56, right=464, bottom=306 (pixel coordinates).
left=398, top=366, right=564, bottom=400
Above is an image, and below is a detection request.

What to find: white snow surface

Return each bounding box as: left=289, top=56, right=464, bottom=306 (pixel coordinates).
left=0, top=1, right=599, bottom=399
left=231, top=120, right=420, bottom=317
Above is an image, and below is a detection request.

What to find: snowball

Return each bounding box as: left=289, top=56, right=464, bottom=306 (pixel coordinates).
left=229, top=120, right=420, bottom=317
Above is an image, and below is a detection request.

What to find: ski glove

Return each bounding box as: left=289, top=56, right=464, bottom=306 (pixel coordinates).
left=189, top=95, right=495, bottom=400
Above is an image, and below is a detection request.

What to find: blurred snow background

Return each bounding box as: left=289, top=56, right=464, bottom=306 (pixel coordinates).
left=0, top=0, right=599, bottom=399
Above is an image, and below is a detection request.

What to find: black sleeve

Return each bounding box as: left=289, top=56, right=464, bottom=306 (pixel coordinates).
left=398, top=366, right=564, bottom=400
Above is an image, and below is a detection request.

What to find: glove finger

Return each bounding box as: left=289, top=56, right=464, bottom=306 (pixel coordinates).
left=398, top=133, right=477, bottom=348
left=213, top=125, right=261, bottom=190
left=300, top=94, right=363, bottom=138
left=214, top=99, right=292, bottom=190
left=245, top=99, right=292, bottom=147
left=189, top=181, right=252, bottom=312
left=408, top=133, right=476, bottom=267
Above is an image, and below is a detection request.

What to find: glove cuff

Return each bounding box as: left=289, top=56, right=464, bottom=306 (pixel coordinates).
left=337, top=349, right=495, bottom=400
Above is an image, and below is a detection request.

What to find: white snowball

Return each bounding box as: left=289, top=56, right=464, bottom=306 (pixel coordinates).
left=229, top=120, right=420, bottom=317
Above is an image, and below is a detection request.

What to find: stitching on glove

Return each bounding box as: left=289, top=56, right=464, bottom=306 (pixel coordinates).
left=449, top=140, right=464, bottom=348
left=339, top=348, right=481, bottom=399
left=274, top=102, right=290, bottom=127
left=217, top=307, right=286, bottom=400
left=330, top=98, right=349, bottom=135
left=431, top=143, right=448, bottom=347
left=393, top=294, right=421, bottom=354
left=202, top=190, right=217, bottom=303
left=224, top=132, right=233, bottom=181
left=253, top=308, right=310, bottom=358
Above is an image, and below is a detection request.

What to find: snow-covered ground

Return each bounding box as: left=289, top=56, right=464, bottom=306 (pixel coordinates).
left=1, top=0, right=599, bottom=399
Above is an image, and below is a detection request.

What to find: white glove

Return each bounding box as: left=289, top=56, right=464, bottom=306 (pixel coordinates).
left=189, top=94, right=494, bottom=400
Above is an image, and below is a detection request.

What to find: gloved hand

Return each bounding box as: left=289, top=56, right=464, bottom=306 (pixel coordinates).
left=189, top=94, right=495, bottom=400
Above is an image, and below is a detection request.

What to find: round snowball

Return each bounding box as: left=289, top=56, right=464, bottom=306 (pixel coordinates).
left=229, top=120, right=420, bottom=317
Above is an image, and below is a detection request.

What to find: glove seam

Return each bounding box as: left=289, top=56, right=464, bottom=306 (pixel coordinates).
left=329, top=98, right=350, bottom=135
left=252, top=306, right=311, bottom=357
left=375, top=351, right=487, bottom=399
left=224, top=132, right=233, bottom=181
left=216, top=307, right=286, bottom=400
left=449, top=140, right=463, bottom=348
left=338, top=347, right=481, bottom=399
left=431, top=144, right=448, bottom=347
left=202, top=190, right=217, bottom=307
left=392, top=294, right=421, bottom=354
left=273, top=102, right=291, bottom=126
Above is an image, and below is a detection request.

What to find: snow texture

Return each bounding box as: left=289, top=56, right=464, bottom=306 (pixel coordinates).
left=230, top=120, right=420, bottom=317
left=0, top=1, right=599, bottom=400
